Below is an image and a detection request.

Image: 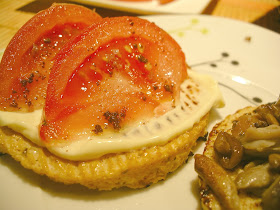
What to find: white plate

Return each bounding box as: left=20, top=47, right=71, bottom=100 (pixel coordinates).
left=75, top=0, right=211, bottom=14
left=0, top=15, right=279, bottom=210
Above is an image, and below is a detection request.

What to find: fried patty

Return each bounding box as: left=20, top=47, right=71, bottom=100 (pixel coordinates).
left=0, top=114, right=209, bottom=190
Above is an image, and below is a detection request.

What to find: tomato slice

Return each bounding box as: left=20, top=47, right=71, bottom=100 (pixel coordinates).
left=40, top=16, right=187, bottom=143
left=0, top=4, right=101, bottom=112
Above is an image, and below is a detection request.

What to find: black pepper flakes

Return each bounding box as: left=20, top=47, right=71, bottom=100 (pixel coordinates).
left=23, top=88, right=29, bottom=94
left=104, top=111, right=121, bottom=130
left=137, top=54, right=148, bottom=63
left=27, top=100, right=32, bottom=106
left=93, top=124, right=103, bottom=134
left=20, top=73, right=35, bottom=87
left=43, top=38, right=51, bottom=43
left=28, top=73, right=34, bottom=83
left=9, top=100, right=18, bottom=108
left=20, top=79, right=28, bottom=87
left=120, top=109, right=126, bottom=118
left=164, top=84, right=173, bottom=93
left=103, top=109, right=126, bottom=130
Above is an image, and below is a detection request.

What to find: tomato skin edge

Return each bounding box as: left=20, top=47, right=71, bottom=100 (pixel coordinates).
left=48, top=16, right=187, bottom=109
left=0, top=3, right=101, bottom=75
left=0, top=3, right=102, bottom=111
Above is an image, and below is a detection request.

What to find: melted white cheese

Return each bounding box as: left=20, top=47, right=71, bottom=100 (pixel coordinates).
left=0, top=70, right=224, bottom=160
left=0, top=109, right=44, bottom=146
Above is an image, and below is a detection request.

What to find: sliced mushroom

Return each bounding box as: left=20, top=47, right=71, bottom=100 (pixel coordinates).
left=255, top=99, right=280, bottom=126
left=235, top=163, right=274, bottom=190
left=241, top=125, right=280, bottom=157
left=243, top=160, right=264, bottom=170
left=271, top=98, right=280, bottom=121
left=262, top=175, right=280, bottom=210
left=241, top=124, right=280, bottom=143
left=214, top=132, right=243, bottom=169
left=269, top=154, right=280, bottom=171
left=214, top=132, right=231, bottom=156
left=195, top=154, right=240, bottom=210
left=243, top=140, right=280, bottom=157
left=231, top=113, right=266, bottom=139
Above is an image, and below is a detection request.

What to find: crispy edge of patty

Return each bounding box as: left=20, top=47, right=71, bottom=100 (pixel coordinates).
left=0, top=114, right=209, bottom=190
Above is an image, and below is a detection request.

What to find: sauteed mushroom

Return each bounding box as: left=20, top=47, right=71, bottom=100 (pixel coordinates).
left=197, top=99, right=280, bottom=209
left=242, top=124, right=280, bottom=142
left=214, top=132, right=243, bottom=169
left=195, top=154, right=240, bottom=210
left=241, top=125, right=280, bottom=157
left=269, top=154, right=280, bottom=171
left=235, top=163, right=274, bottom=190
left=262, top=176, right=280, bottom=210
left=255, top=101, right=280, bottom=125
left=231, top=113, right=267, bottom=139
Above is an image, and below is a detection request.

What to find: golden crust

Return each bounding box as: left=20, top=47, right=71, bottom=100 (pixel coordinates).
left=198, top=107, right=263, bottom=210
left=0, top=114, right=209, bottom=190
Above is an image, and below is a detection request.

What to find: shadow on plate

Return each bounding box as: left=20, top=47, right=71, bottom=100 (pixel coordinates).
left=0, top=148, right=193, bottom=201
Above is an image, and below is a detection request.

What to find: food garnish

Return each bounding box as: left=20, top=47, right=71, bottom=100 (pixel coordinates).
left=195, top=98, right=280, bottom=209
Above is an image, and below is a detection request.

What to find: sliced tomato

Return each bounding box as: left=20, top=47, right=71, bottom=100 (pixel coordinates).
left=40, top=16, right=187, bottom=143
left=0, top=4, right=101, bottom=112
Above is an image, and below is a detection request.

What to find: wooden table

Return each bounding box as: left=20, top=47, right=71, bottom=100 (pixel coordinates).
left=0, top=0, right=279, bottom=49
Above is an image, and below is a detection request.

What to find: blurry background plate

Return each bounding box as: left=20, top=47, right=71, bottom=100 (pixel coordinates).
left=0, top=14, right=280, bottom=210
left=75, top=0, right=212, bottom=14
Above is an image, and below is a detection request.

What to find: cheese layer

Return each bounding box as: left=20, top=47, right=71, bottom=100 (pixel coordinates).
left=0, top=71, right=224, bottom=160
